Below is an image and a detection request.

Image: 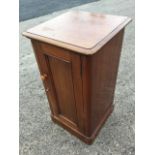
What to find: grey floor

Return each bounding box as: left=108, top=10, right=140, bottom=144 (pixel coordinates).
left=19, top=0, right=97, bottom=21
left=20, top=0, right=135, bottom=154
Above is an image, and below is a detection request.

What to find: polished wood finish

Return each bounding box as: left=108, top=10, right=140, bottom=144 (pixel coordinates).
left=23, top=11, right=131, bottom=55
left=82, top=29, right=124, bottom=136
left=23, top=11, right=131, bottom=144
left=31, top=40, right=85, bottom=131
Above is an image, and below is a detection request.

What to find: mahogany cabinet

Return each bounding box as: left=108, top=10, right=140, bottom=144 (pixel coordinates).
left=23, top=11, right=131, bottom=144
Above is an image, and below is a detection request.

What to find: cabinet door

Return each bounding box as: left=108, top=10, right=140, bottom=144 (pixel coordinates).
left=31, top=40, right=84, bottom=132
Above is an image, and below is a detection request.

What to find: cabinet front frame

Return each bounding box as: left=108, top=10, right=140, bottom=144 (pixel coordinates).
left=31, top=40, right=85, bottom=133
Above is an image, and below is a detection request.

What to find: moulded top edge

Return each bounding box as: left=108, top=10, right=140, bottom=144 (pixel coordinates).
left=23, top=11, right=132, bottom=55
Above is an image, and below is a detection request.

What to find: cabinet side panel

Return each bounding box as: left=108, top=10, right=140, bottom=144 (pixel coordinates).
left=90, top=29, right=124, bottom=133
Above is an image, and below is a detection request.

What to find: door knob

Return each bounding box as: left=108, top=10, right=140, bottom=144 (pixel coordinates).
left=45, top=88, right=49, bottom=92
left=40, top=74, right=47, bottom=81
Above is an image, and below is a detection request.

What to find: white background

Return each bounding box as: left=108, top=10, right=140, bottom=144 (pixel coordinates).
left=0, top=0, right=155, bottom=154
left=135, top=0, right=155, bottom=154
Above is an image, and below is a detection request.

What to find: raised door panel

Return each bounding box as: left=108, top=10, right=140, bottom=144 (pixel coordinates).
left=47, top=56, right=78, bottom=125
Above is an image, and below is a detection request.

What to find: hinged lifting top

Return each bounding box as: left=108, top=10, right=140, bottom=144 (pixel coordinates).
left=23, top=11, right=131, bottom=55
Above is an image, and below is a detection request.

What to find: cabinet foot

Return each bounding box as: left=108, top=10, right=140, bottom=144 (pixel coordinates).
left=51, top=104, right=114, bottom=144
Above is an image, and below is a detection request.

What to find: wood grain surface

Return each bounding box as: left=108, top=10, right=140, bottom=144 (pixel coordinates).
left=24, top=11, right=131, bottom=144
left=23, top=11, right=131, bottom=54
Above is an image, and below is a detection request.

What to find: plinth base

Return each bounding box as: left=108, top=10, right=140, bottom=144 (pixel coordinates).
left=51, top=104, right=114, bottom=144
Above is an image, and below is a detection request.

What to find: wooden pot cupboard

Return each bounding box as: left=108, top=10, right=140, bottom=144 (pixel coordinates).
left=23, top=11, right=131, bottom=144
